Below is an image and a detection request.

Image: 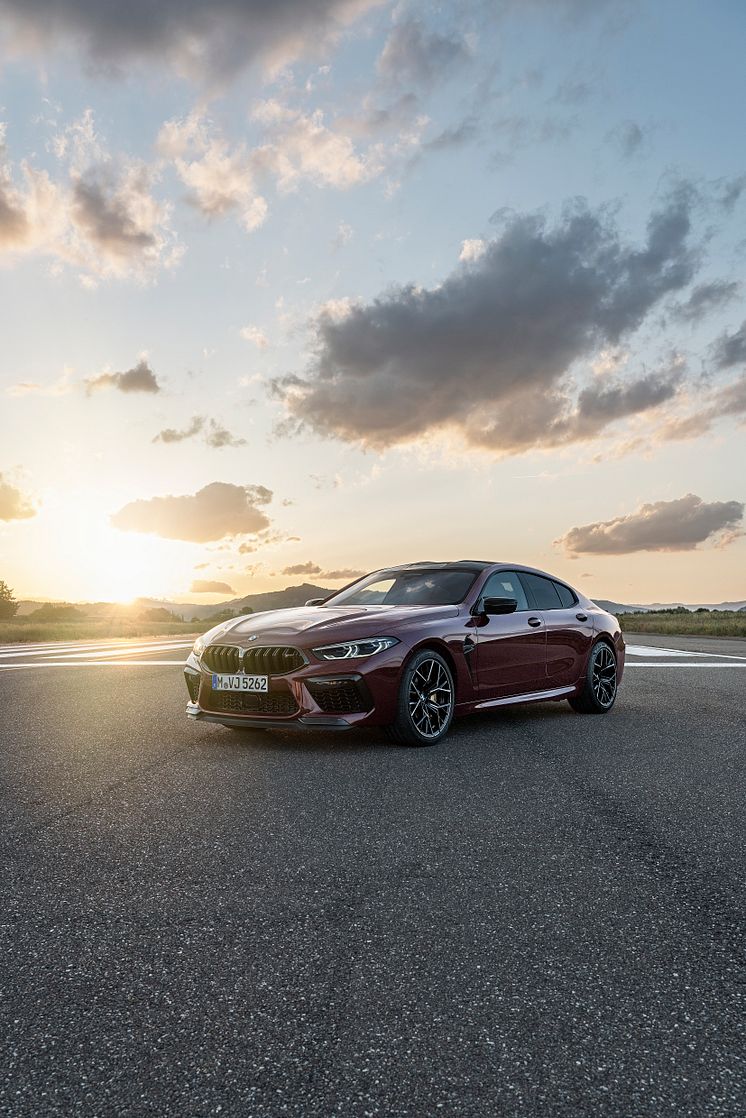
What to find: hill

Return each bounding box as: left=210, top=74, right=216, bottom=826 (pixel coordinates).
left=133, top=583, right=333, bottom=620
left=593, top=598, right=746, bottom=615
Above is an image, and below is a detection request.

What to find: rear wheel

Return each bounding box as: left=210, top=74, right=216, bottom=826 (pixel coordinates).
left=387, top=649, right=455, bottom=746
left=569, top=640, right=617, bottom=714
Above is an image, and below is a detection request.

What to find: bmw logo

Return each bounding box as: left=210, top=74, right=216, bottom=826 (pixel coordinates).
left=248, top=635, right=258, bottom=641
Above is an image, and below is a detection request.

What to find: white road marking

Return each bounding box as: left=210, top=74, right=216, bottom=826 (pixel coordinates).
left=0, top=639, right=194, bottom=660
left=0, top=660, right=187, bottom=671
left=625, top=663, right=746, bottom=668
left=0, top=636, right=192, bottom=652
left=625, top=644, right=746, bottom=661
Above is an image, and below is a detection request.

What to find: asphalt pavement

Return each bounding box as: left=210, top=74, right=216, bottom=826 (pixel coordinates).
left=0, top=634, right=744, bottom=1116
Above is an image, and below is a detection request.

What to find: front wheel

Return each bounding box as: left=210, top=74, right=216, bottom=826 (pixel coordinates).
left=387, top=649, right=455, bottom=746
left=569, top=640, right=618, bottom=714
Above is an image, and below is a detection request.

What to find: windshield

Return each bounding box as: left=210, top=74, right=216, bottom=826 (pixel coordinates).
left=324, top=569, right=478, bottom=607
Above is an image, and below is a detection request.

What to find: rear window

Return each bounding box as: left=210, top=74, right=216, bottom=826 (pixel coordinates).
left=520, top=572, right=563, bottom=610
left=553, top=582, right=578, bottom=608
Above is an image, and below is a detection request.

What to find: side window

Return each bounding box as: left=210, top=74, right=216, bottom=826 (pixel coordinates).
left=520, top=572, right=563, bottom=610
left=481, top=571, right=529, bottom=612
left=553, top=581, right=578, bottom=608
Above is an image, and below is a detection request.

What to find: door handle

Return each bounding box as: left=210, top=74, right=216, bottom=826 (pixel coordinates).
left=527, top=616, right=542, bottom=628
left=576, top=613, right=588, bottom=622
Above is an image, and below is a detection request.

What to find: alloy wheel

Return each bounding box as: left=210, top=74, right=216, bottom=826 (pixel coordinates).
left=591, top=644, right=617, bottom=708
left=407, top=657, right=454, bottom=739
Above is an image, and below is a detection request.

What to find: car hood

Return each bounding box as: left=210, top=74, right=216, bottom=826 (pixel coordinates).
left=219, top=604, right=460, bottom=645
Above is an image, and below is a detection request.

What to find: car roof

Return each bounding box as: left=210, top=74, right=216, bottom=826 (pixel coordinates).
left=381, top=560, right=495, bottom=572
left=376, top=560, right=576, bottom=584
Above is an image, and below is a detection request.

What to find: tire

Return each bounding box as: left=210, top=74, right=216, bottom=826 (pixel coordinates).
left=386, top=649, right=455, bottom=746
left=568, top=640, right=618, bottom=714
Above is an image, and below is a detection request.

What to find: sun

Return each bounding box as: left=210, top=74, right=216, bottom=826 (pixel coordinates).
left=38, top=498, right=186, bottom=603
left=88, top=531, right=182, bottom=603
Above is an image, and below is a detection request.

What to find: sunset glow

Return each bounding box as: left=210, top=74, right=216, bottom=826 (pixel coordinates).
left=1, top=2, right=744, bottom=606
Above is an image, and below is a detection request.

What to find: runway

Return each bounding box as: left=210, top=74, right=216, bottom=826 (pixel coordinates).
left=0, top=632, right=744, bottom=1115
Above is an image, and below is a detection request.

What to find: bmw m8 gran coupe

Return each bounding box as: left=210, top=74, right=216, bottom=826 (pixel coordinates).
left=185, top=562, right=624, bottom=745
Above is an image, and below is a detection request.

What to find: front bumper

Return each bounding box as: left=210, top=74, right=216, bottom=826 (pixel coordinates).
left=184, top=646, right=403, bottom=731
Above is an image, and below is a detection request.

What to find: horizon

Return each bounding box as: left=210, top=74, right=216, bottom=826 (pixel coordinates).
left=12, top=579, right=746, bottom=612
left=1, top=1, right=745, bottom=604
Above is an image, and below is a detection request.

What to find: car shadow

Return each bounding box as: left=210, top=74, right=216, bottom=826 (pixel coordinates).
left=193, top=723, right=392, bottom=757
left=192, top=698, right=576, bottom=757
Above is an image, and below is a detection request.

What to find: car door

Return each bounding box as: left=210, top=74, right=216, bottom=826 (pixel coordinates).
left=474, top=571, right=547, bottom=698
left=519, top=573, right=593, bottom=686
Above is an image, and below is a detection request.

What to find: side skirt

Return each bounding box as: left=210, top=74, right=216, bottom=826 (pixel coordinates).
left=472, top=684, right=576, bottom=711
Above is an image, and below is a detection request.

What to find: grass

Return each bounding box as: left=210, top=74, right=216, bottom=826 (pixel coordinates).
left=2, top=611, right=745, bottom=644
left=0, top=619, right=200, bottom=644
left=618, top=611, right=746, bottom=638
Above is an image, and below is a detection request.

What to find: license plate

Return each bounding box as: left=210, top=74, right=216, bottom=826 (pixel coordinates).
left=211, top=673, right=268, bottom=692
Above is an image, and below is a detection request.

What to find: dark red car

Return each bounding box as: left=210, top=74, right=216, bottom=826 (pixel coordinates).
left=184, top=561, right=624, bottom=746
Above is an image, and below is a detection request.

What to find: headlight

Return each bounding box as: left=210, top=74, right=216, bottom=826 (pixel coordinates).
left=193, top=619, right=234, bottom=661
left=312, top=637, right=399, bottom=661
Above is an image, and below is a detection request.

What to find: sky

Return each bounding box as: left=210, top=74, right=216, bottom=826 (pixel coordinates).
left=0, top=0, right=744, bottom=605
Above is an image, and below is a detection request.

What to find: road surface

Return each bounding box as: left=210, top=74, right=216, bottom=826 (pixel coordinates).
left=1, top=634, right=744, bottom=1116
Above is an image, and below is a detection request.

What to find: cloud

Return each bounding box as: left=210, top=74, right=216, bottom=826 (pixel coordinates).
left=281, top=561, right=322, bottom=576
left=152, top=415, right=246, bottom=447
left=607, top=120, right=645, bottom=158
left=670, top=280, right=740, bottom=324
left=190, top=579, right=236, bottom=594
left=274, top=189, right=699, bottom=454
left=111, top=482, right=272, bottom=542
left=556, top=494, right=744, bottom=555
left=65, top=152, right=182, bottom=279
left=656, top=372, right=746, bottom=442
left=240, top=324, right=269, bottom=347
left=459, top=238, right=486, bottom=263
left=0, top=0, right=383, bottom=83
left=0, top=148, right=30, bottom=249
left=252, top=101, right=378, bottom=191
left=204, top=420, right=246, bottom=448
left=712, top=320, right=746, bottom=369
left=571, top=366, right=681, bottom=428
left=491, top=114, right=578, bottom=163
left=308, top=473, right=340, bottom=490
left=0, top=474, right=37, bottom=521
left=715, top=175, right=746, bottom=213
left=72, top=169, right=162, bottom=266
left=332, top=220, right=353, bottom=250
left=86, top=359, right=161, bottom=394
left=157, top=114, right=268, bottom=231
left=320, top=567, right=364, bottom=580
left=278, top=560, right=364, bottom=580
left=339, top=93, right=420, bottom=139
left=154, top=417, right=204, bottom=443
left=0, top=125, right=65, bottom=254
left=0, top=117, right=181, bottom=281
left=377, top=19, right=471, bottom=88
left=6, top=368, right=74, bottom=397
left=423, top=118, right=478, bottom=152
left=158, top=105, right=386, bottom=234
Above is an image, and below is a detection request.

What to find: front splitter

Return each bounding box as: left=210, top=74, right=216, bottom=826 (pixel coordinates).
left=186, top=703, right=352, bottom=731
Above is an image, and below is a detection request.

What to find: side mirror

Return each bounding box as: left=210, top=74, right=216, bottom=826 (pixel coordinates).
left=305, top=598, right=326, bottom=606
left=482, top=596, right=518, bottom=615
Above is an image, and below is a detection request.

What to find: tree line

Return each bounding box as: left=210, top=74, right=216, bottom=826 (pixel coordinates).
left=0, top=581, right=18, bottom=620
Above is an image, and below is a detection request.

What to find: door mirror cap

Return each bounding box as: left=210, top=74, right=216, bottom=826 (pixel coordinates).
left=305, top=597, right=326, bottom=607
left=482, top=596, right=518, bottom=615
